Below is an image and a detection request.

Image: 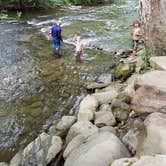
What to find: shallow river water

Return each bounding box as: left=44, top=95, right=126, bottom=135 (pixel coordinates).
left=0, top=0, right=138, bottom=162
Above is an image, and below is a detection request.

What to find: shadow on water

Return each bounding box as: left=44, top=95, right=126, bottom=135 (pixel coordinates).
left=0, top=0, right=138, bottom=162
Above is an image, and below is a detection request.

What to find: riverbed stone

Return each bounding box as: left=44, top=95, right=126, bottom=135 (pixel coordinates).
left=150, top=56, right=166, bottom=70
left=64, top=132, right=130, bottom=166
left=65, top=121, right=98, bottom=144
left=86, top=82, right=110, bottom=90
left=111, top=99, right=130, bottom=122
left=10, top=133, right=62, bottom=166
left=99, top=126, right=117, bottom=135
left=140, top=112, right=166, bottom=155
left=92, top=90, right=118, bottom=104
left=63, top=134, right=85, bottom=159
left=114, top=62, right=135, bottom=81
left=110, top=155, right=166, bottom=166
left=77, top=95, right=98, bottom=121
left=94, top=111, right=116, bottom=127
left=97, top=73, right=112, bottom=83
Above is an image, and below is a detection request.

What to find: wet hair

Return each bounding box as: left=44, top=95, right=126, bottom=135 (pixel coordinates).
left=133, top=20, right=141, bottom=27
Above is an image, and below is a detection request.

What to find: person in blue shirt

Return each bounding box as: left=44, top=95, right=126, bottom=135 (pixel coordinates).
left=51, top=20, right=63, bottom=57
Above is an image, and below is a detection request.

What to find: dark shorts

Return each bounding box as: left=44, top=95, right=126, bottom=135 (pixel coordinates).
left=132, top=40, right=139, bottom=50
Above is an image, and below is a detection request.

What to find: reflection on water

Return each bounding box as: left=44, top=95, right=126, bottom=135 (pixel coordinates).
left=0, top=0, right=138, bottom=162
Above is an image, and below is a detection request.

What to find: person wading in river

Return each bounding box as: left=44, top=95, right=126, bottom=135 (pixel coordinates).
left=50, top=20, right=63, bottom=57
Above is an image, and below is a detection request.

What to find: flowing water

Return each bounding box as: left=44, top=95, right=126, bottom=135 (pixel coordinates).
left=0, top=0, right=138, bottom=162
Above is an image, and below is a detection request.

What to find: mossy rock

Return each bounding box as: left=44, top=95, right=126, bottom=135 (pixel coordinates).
left=115, top=62, right=136, bottom=81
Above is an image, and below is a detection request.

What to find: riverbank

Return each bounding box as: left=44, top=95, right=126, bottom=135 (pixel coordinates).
left=1, top=51, right=166, bottom=166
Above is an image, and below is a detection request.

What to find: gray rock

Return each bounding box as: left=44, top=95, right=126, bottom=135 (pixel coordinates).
left=94, top=111, right=116, bottom=127
left=63, top=134, right=85, bottom=159
left=56, top=116, right=76, bottom=130
left=150, top=56, right=166, bottom=71
left=122, top=129, right=139, bottom=154
left=111, top=99, right=130, bottom=122
left=111, top=155, right=166, bottom=166
left=86, top=82, right=110, bottom=90
left=99, top=126, right=117, bottom=135
left=141, top=112, right=166, bottom=155
left=65, top=121, right=98, bottom=144
left=99, top=104, right=112, bottom=112
left=64, top=132, right=130, bottom=166
left=97, top=74, right=112, bottom=83
left=92, top=90, right=118, bottom=104
left=77, top=95, right=98, bottom=121
left=10, top=133, right=62, bottom=166
left=131, top=86, right=166, bottom=113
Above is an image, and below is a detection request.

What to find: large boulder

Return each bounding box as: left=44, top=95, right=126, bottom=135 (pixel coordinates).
left=65, top=121, right=98, bottom=144
left=94, top=111, right=116, bottom=127
left=10, top=133, right=62, bottom=166
left=132, top=70, right=166, bottom=113
left=77, top=95, right=98, bottom=121
left=131, top=86, right=166, bottom=113
left=64, top=132, right=130, bottom=166
left=140, top=112, right=166, bottom=155
left=136, top=70, right=166, bottom=93
left=92, top=90, right=118, bottom=105
left=110, top=155, right=166, bottom=166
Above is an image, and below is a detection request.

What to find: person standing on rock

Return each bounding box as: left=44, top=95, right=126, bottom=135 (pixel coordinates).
left=51, top=20, right=63, bottom=57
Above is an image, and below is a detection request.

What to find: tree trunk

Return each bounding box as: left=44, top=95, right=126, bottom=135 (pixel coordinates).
left=140, top=0, right=166, bottom=56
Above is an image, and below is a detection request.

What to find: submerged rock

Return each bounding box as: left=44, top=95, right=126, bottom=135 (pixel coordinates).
left=10, top=133, right=62, bottom=166
left=64, top=132, right=130, bottom=166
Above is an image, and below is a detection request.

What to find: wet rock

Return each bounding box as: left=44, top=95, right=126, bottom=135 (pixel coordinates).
left=49, top=116, right=76, bottom=137
left=64, top=132, right=130, bottom=166
left=111, top=99, right=130, bottom=122
left=10, top=133, right=62, bottom=166
left=110, top=155, right=166, bottom=166
left=65, top=121, right=98, bottom=144
left=94, top=111, right=116, bottom=127
left=131, top=86, right=166, bottom=113
left=114, top=62, right=135, bottom=81
left=63, top=134, right=85, bottom=159
left=140, top=112, right=166, bottom=155
left=77, top=95, right=98, bottom=121
left=92, top=90, right=118, bottom=104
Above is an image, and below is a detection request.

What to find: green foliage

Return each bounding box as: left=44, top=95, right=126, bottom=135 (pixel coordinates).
left=139, top=52, right=152, bottom=74
left=16, top=11, right=22, bottom=19
left=0, top=13, right=8, bottom=19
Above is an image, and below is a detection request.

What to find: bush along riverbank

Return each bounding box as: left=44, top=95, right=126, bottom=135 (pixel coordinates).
left=2, top=48, right=166, bottom=166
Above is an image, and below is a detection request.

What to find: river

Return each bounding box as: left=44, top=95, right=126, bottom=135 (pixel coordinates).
left=0, top=0, right=138, bottom=162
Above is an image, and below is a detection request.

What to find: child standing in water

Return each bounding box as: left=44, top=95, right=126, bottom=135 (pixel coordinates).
left=131, top=20, right=142, bottom=58
left=74, top=35, right=84, bottom=62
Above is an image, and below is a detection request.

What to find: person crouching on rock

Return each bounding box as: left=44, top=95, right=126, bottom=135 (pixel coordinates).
left=74, top=35, right=84, bottom=62
left=50, top=20, right=63, bottom=58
